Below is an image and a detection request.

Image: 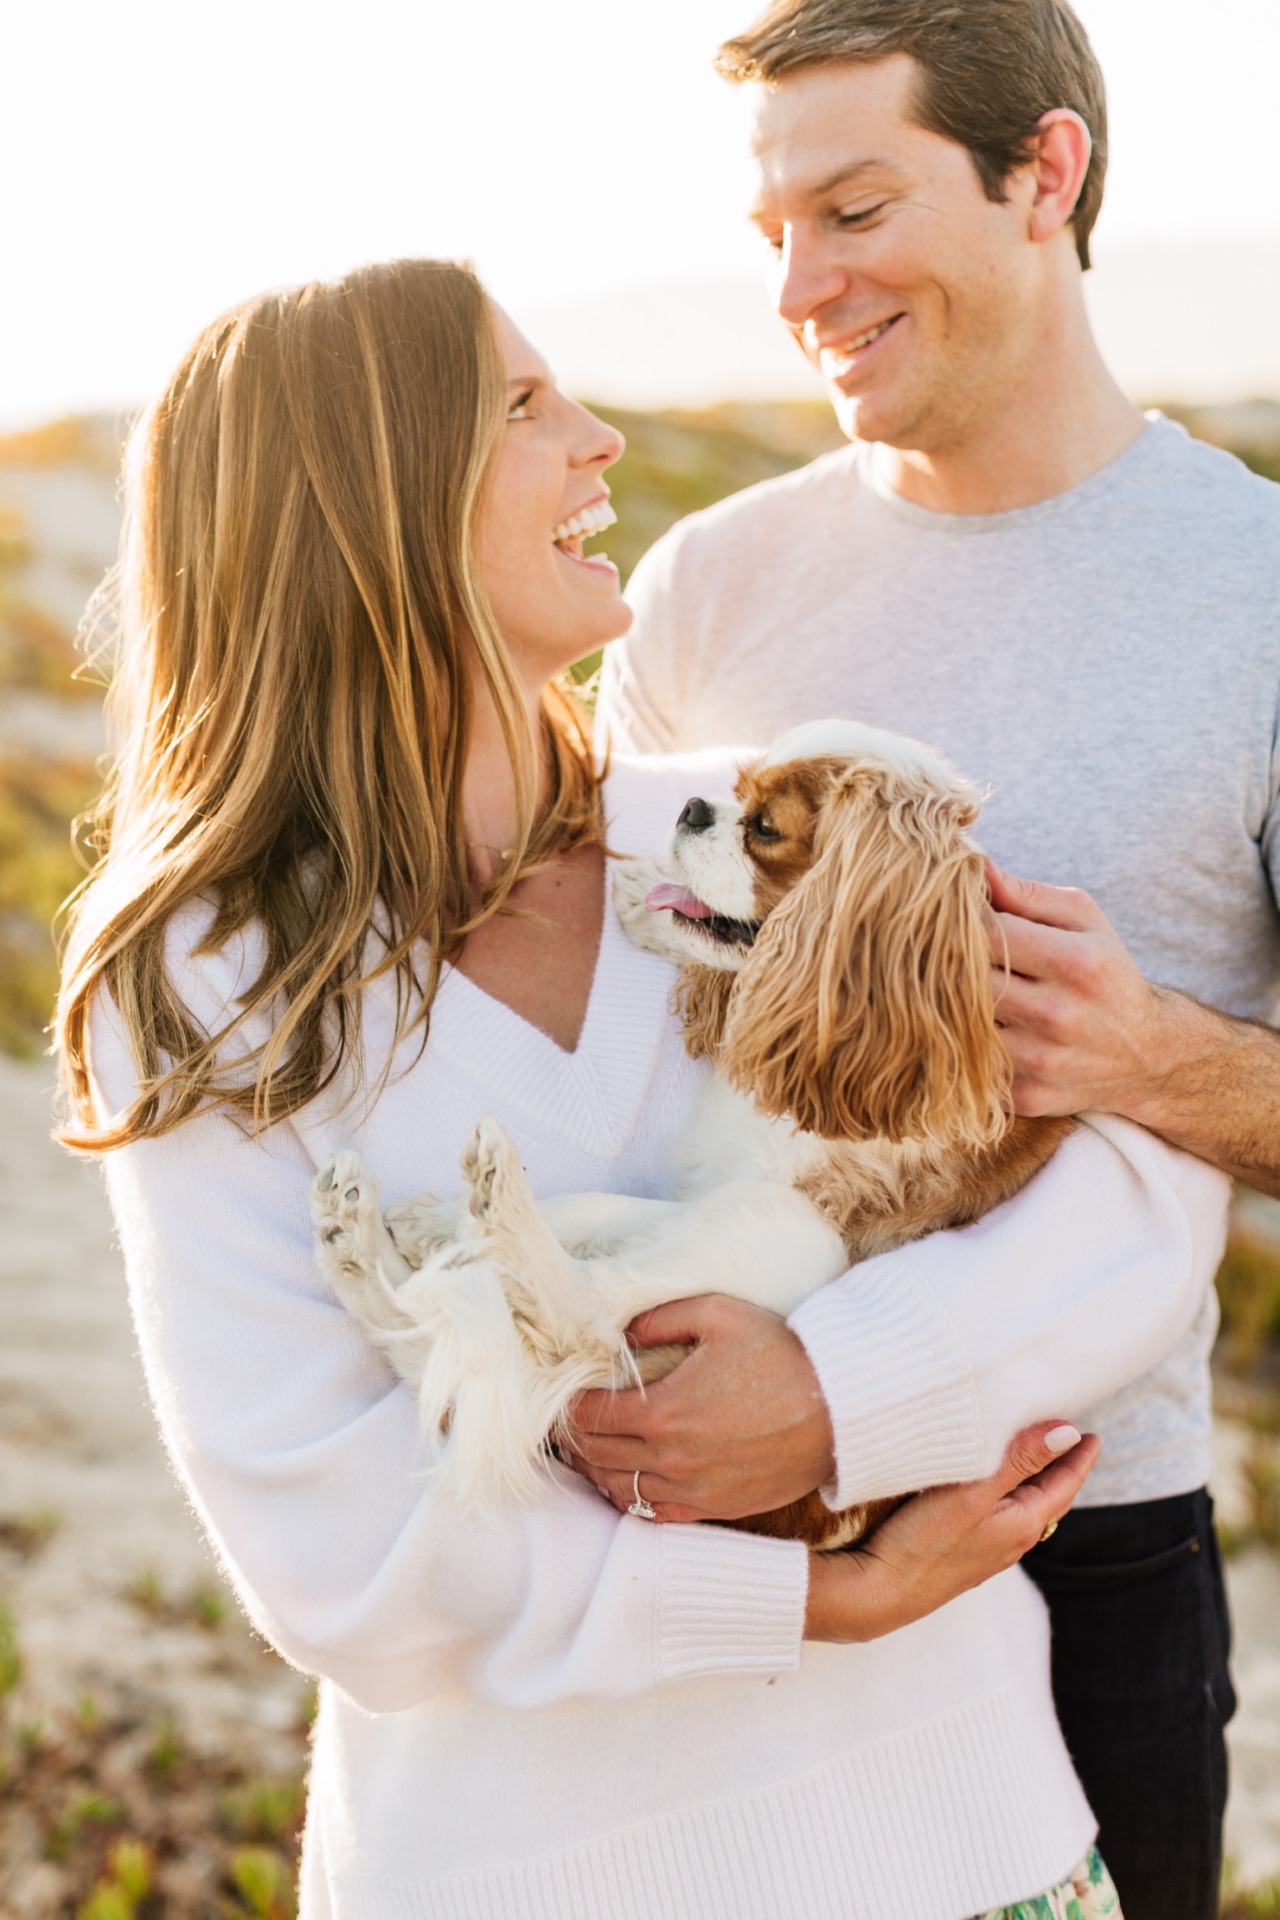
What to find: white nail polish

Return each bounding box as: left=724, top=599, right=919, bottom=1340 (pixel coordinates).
left=1045, top=1424, right=1081, bottom=1454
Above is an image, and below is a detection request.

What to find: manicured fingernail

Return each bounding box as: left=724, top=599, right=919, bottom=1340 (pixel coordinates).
left=1045, top=1424, right=1081, bottom=1454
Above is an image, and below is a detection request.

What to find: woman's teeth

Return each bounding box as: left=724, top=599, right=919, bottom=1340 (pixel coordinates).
left=552, top=500, right=617, bottom=548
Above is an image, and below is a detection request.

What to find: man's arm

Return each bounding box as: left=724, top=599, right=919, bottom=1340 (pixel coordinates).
left=987, top=861, right=1280, bottom=1195
left=570, top=1118, right=1229, bottom=1521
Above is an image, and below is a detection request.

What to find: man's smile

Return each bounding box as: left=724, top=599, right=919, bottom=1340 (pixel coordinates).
left=816, top=313, right=907, bottom=382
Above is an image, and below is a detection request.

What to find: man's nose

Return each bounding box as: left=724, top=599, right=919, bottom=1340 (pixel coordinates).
left=677, top=797, right=715, bottom=834
left=775, top=230, right=846, bottom=333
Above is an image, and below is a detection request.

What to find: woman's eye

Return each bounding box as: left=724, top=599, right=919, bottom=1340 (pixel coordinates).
left=507, top=389, right=536, bottom=422
left=750, top=814, right=781, bottom=842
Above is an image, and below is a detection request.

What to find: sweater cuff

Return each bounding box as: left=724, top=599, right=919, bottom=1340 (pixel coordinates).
left=788, top=1256, right=986, bottom=1510
left=652, top=1524, right=808, bottom=1686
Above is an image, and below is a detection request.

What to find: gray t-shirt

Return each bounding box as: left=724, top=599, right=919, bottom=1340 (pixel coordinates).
left=598, top=414, right=1280, bottom=1504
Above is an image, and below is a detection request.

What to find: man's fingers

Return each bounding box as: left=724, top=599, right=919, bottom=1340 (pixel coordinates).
left=985, top=859, right=1101, bottom=934
left=987, top=908, right=1091, bottom=984
left=989, top=967, right=1045, bottom=1022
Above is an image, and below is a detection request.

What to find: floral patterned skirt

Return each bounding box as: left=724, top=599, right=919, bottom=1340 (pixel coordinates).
left=971, top=1848, right=1122, bottom=1920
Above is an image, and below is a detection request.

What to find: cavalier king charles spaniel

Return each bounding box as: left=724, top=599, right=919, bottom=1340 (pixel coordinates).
left=312, top=720, right=1071, bottom=1547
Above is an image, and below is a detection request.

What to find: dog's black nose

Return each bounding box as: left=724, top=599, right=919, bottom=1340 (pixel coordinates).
left=677, top=796, right=715, bottom=834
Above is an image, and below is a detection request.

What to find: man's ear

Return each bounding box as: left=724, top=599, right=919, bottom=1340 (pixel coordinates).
left=1027, top=109, right=1093, bottom=247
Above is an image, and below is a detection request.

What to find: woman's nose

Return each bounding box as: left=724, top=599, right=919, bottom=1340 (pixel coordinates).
left=575, top=402, right=625, bottom=470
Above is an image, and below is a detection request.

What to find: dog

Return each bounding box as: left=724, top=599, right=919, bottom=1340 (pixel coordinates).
left=311, top=719, right=1072, bottom=1548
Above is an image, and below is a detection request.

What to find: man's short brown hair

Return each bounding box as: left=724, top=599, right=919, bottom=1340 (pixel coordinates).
left=717, top=0, right=1107, bottom=270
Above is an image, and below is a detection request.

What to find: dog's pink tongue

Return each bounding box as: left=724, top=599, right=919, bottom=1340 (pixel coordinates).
left=646, top=883, right=714, bottom=920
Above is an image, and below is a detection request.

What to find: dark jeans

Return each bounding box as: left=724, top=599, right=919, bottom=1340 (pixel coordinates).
left=1023, top=1488, right=1236, bottom=1920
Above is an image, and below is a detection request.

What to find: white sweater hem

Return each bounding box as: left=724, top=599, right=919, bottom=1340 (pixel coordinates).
left=313, top=1674, right=1094, bottom=1920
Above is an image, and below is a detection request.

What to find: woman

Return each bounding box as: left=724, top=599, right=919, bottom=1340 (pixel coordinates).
left=57, top=257, right=1163, bottom=1917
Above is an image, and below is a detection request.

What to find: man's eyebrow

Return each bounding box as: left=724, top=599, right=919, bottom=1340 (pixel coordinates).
left=751, top=155, right=907, bottom=218
left=809, top=155, right=910, bottom=197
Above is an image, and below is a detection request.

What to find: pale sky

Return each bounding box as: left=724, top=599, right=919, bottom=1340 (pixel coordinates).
left=6, top=0, right=1280, bottom=426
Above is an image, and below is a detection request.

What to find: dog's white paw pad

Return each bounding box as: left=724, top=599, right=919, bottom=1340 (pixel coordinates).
left=461, top=1118, right=520, bottom=1220
left=311, top=1152, right=376, bottom=1251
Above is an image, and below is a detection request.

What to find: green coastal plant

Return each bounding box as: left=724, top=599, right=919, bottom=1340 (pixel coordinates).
left=0, top=753, right=98, bottom=1054
left=1217, top=1225, right=1280, bottom=1376
left=0, top=1600, right=22, bottom=1697
left=146, top=1715, right=182, bottom=1778
left=220, top=1776, right=305, bottom=1845
left=77, top=1838, right=154, bottom=1920
left=1222, top=1864, right=1280, bottom=1918
left=224, top=1845, right=297, bottom=1920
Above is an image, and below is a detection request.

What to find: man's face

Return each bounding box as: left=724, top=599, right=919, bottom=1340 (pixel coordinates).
left=748, top=55, right=1043, bottom=452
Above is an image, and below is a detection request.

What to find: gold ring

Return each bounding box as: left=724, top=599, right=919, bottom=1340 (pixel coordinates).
left=1039, top=1518, right=1059, bottom=1543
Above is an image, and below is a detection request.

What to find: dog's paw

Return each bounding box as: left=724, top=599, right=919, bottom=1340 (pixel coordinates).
left=460, top=1117, right=524, bottom=1222
left=311, top=1150, right=379, bottom=1258
left=612, top=855, right=665, bottom=923
left=612, top=855, right=688, bottom=959
left=384, top=1194, right=456, bottom=1269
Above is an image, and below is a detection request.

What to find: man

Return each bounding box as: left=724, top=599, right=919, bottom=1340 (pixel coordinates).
left=578, top=3, right=1280, bottom=1915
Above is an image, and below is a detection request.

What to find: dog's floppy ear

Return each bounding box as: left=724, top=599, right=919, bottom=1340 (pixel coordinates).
left=674, top=967, right=735, bottom=1061
left=722, top=767, right=1010, bottom=1146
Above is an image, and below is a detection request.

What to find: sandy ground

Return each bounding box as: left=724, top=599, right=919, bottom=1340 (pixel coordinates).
left=0, top=1057, right=308, bottom=1916
left=1, top=1052, right=1279, bottom=1901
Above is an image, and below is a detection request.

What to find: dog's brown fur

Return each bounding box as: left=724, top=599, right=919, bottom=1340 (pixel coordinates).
left=669, top=754, right=1073, bottom=1551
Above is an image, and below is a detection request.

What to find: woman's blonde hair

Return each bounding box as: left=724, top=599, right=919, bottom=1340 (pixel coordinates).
left=56, top=258, right=600, bottom=1151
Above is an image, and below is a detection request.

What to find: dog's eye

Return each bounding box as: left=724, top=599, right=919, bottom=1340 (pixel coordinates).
left=748, top=813, right=781, bottom=843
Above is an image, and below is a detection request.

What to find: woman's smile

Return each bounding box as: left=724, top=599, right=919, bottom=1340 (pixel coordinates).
left=478, top=308, right=631, bottom=681
left=551, top=493, right=620, bottom=576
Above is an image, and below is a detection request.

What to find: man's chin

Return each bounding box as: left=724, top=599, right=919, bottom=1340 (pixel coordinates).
left=831, top=383, right=932, bottom=454
left=831, top=385, right=892, bottom=447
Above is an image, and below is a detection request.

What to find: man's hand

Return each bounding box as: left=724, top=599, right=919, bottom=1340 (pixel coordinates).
left=566, top=1294, right=835, bottom=1523
left=986, top=858, right=1280, bottom=1193
left=985, top=859, right=1165, bottom=1118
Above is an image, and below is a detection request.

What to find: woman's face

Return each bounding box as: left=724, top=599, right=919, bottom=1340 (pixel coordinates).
left=476, top=308, right=631, bottom=688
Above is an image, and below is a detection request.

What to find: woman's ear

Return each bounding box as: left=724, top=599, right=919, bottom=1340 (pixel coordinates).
left=721, top=771, right=1011, bottom=1146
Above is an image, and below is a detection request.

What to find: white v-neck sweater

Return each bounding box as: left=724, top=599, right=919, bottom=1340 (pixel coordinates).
left=90, top=756, right=1228, bottom=1920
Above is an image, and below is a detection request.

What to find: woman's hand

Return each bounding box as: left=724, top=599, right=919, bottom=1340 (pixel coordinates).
left=804, top=1420, right=1099, bottom=1643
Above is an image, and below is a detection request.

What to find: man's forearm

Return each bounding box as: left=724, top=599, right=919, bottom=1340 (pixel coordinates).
left=1126, top=987, right=1280, bottom=1196
left=791, top=1118, right=1227, bottom=1510
left=986, top=864, right=1280, bottom=1191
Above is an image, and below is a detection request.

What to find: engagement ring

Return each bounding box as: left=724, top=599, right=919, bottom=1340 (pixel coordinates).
left=628, top=1469, right=656, bottom=1521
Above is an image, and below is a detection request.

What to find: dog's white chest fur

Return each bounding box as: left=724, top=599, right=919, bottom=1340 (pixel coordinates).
left=670, top=1072, right=826, bottom=1198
